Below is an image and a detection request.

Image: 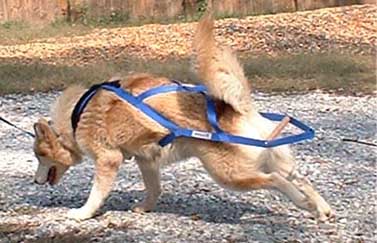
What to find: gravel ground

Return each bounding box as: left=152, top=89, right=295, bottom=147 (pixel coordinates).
left=0, top=90, right=376, bottom=242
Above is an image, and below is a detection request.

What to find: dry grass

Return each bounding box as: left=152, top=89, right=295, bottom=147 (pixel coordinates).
left=0, top=21, right=95, bottom=45
left=0, top=12, right=209, bottom=45
left=0, top=53, right=375, bottom=95
left=242, top=53, right=376, bottom=94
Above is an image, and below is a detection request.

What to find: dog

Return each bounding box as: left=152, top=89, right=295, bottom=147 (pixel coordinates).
left=32, top=13, right=333, bottom=221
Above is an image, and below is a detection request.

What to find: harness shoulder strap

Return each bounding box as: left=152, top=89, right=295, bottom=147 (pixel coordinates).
left=71, top=80, right=120, bottom=134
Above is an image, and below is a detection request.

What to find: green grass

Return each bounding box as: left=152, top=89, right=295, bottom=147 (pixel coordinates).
left=0, top=53, right=375, bottom=95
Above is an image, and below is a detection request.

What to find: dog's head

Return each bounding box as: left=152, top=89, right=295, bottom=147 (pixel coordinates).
left=33, top=118, right=81, bottom=185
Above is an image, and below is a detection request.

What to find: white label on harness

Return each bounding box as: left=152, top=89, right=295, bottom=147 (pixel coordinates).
left=191, top=131, right=212, bottom=140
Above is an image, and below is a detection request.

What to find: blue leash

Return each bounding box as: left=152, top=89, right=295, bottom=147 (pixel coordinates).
left=71, top=80, right=315, bottom=148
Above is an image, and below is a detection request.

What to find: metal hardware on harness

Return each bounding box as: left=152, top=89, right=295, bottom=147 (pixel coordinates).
left=71, top=80, right=315, bottom=148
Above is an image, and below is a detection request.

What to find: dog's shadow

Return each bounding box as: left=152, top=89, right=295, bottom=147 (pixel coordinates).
left=11, top=175, right=308, bottom=242
left=21, top=180, right=283, bottom=225
left=107, top=189, right=273, bottom=224
left=12, top=167, right=272, bottom=224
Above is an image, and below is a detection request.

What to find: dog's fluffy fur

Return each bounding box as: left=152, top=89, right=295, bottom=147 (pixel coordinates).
left=33, top=14, right=333, bottom=221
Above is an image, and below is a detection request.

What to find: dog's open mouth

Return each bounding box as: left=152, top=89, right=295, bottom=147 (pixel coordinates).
left=47, top=166, right=57, bottom=185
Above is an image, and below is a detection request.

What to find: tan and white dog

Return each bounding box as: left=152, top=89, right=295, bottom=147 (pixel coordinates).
left=32, top=14, right=333, bottom=221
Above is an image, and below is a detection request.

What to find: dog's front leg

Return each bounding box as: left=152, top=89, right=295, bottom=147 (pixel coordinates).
left=132, top=159, right=161, bottom=213
left=67, top=149, right=123, bottom=220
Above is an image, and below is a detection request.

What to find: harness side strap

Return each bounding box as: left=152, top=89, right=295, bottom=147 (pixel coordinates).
left=163, top=115, right=314, bottom=148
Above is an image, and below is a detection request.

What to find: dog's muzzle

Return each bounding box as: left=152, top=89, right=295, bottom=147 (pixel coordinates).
left=34, top=164, right=57, bottom=185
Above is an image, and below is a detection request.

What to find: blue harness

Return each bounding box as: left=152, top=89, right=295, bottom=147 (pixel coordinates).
left=71, top=80, right=314, bottom=148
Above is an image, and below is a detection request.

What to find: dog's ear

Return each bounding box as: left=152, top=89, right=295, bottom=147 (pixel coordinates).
left=33, top=118, right=56, bottom=142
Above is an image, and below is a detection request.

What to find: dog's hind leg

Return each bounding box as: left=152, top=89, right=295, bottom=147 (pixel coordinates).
left=67, top=149, right=123, bottom=220
left=230, top=171, right=316, bottom=212
left=200, top=157, right=315, bottom=212
left=288, top=171, right=334, bottom=221
left=132, top=158, right=161, bottom=213
left=262, top=149, right=333, bottom=220
left=265, top=148, right=333, bottom=220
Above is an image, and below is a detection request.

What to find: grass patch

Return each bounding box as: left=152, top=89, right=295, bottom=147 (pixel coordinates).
left=0, top=20, right=95, bottom=45
left=0, top=11, right=247, bottom=45
left=0, top=58, right=192, bottom=94
left=243, top=53, right=376, bottom=94
left=0, top=53, right=375, bottom=95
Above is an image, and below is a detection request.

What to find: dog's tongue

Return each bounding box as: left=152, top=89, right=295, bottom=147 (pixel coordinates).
left=47, top=167, right=57, bottom=185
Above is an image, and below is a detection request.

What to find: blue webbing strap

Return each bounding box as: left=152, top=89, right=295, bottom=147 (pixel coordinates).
left=105, top=82, right=314, bottom=147
left=71, top=81, right=118, bottom=133
left=72, top=80, right=315, bottom=147
left=102, top=82, right=225, bottom=146
left=101, top=84, right=180, bottom=130
left=137, top=81, right=207, bottom=100
left=137, top=81, right=223, bottom=133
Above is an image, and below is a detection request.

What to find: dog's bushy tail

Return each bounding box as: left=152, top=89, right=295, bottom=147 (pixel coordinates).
left=193, top=13, right=252, bottom=114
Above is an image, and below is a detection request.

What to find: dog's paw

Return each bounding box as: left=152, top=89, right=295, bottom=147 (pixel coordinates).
left=316, top=203, right=335, bottom=222
left=131, top=202, right=154, bottom=214
left=66, top=208, right=93, bottom=221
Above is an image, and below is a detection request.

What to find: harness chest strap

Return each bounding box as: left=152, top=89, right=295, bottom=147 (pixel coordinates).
left=71, top=80, right=315, bottom=148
